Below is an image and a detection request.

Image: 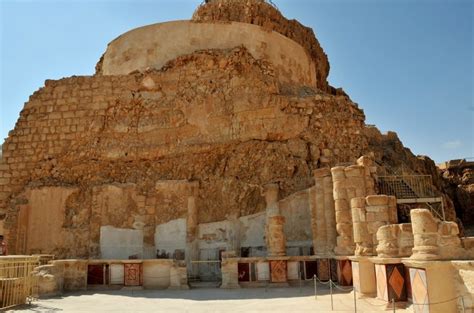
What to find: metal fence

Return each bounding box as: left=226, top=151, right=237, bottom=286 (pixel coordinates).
left=377, top=175, right=438, bottom=199
left=0, top=256, right=39, bottom=310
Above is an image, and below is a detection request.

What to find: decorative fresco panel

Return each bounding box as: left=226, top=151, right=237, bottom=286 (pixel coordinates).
left=257, top=262, right=270, bottom=281
left=124, top=263, right=141, bottom=286
left=409, top=268, right=429, bottom=313
left=376, top=264, right=388, bottom=301
left=337, top=260, right=352, bottom=286
left=352, top=261, right=360, bottom=293
left=317, top=259, right=330, bottom=282
left=387, top=264, right=407, bottom=301
left=287, top=261, right=299, bottom=280
left=238, top=263, right=250, bottom=282
left=270, top=260, right=287, bottom=283
left=110, top=263, right=124, bottom=285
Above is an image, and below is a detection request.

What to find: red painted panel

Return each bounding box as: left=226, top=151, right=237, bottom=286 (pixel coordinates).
left=124, top=263, right=141, bottom=286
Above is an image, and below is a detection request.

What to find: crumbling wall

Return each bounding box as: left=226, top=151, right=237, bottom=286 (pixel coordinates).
left=1, top=47, right=367, bottom=257
left=192, top=0, right=330, bottom=92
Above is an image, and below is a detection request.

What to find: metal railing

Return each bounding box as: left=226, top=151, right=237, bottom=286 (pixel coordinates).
left=377, top=175, right=438, bottom=199
left=0, top=256, right=39, bottom=309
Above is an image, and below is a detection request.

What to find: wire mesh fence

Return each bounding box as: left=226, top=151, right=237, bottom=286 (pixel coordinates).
left=377, top=175, right=438, bottom=199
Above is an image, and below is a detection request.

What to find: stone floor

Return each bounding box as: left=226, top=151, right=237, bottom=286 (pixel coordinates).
left=12, top=286, right=411, bottom=312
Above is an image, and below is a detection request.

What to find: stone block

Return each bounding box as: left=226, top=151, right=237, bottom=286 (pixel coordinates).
left=365, top=195, right=389, bottom=206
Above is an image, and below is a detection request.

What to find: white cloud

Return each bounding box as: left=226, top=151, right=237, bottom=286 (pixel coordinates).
left=442, top=140, right=462, bottom=149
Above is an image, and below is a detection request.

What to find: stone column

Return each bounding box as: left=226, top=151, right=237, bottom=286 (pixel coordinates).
left=331, top=166, right=355, bottom=255
left=410, top=209, right=439, bottom=260
left=351, top=197, right=372, bottom=256
left=185, top=182, right=199, bottom=276
left=264, top=183, right=280, bottom=218
left=332, top=162, right=378, bottom=256
left=263, top=184, right=286, bottom=257
left=356, top=155, right=377, bottom=196
left=310, top=168, right=335, bottom=255
left=220, top=251, right=240, bottom=289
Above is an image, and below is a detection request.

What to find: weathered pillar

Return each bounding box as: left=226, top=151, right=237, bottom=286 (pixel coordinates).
left=410, top=209, right=440, bottom=260
left=220, top=251, right=240, bottom=289
left=332, top=160, right=377, bottom=256
left=263, top=184, right=286, bottom=257
left=331, top=166, right=355, bottom=255
left=310, top=168, right=335, bottom=256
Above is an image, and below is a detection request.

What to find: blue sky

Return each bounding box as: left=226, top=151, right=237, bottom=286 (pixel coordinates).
left=0, top=0, right=472, bottom=163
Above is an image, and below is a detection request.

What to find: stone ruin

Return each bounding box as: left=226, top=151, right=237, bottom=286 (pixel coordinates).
left=0, top=1, right=473, bottom=312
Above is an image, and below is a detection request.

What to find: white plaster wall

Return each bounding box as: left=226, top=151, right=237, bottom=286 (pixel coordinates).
left=102, top=21, right=317, bottom=88
left=198, top=220, right=231, bottom=250
left=280, top=190, right=313, bottom=245
left=100, top=226, right=143, bottom=259
left=287, top=261, right=300, bottom=280
left=239, top=212, right=265, bottom=248
left=154, top=218, right=186, bottom=256
left=257, top=262, right=270, bottom=281
left=110, top=264, right=124, bottom=285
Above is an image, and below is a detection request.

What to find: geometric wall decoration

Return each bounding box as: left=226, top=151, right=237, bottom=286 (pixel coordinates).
left=287, top=261, right=299, bottom=280
left=257, top=262, right=270, bottom=281
left=387, top=264, right=407, bottom=301
left=317, top=259, right=330, bottom=282
left=110, top=263, right=124, bottom=285
left=270, top=260, right=287, bottom=283
left=352, top=261, right=360, bottom=292
left=409, top=268, right=429, bottom=313
left=405, top=265, right=412, bottom=301
left=376, top=264, right=388, bottom=301
left=124, top=263, right=142, bottom=286
left=375, top=263, right=408, bottom=303
left=337, top=259, right=352, bottom=286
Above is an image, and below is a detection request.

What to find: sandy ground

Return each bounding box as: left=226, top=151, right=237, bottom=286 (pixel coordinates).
left=11, top=286, right=410, bottom=313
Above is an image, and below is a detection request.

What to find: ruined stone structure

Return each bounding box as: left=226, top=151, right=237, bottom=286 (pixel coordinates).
left=2, top=2, right=474, bottom=311
left=376, top=223, right=414, bottom=258
left=351, top=195, right=397, bottom=257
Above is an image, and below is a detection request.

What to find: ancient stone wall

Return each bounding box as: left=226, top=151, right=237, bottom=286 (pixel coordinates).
left=1, top=47, right=367, bottom=257
left=310, top=168, right=336, bottom=255
left=100, top=21, right=317, bottom=88
left=192, top=0, right=330, bottom=91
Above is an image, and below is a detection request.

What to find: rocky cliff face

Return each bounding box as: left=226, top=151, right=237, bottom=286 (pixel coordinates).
left=441, top=165, right=474, bottom=229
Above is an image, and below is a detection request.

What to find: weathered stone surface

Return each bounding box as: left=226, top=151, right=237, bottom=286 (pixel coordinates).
left=191, top=0, right=330, bottom=92
left=410, top=209, right=473, bottom=260
left=0, top=1, right=459, bottom=260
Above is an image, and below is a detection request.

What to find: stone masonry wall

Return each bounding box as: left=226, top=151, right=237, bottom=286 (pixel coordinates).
left=0, top=47, right=367, bottom=256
